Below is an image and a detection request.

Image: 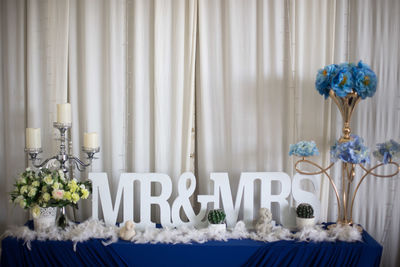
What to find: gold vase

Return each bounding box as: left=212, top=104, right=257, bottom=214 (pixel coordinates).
left=329, top=89, right=361, bottom=143
left=329, top=89, right=361, bottom=224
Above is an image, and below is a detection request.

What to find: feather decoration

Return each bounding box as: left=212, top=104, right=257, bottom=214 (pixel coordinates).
left=3, top=219, right=363, bottom=249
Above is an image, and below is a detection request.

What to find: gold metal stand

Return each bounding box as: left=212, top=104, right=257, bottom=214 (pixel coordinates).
left=294, top=89, right=400, bottom=225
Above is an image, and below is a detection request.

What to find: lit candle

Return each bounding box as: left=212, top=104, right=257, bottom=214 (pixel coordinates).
left=57, top=103, right=72, bottom=124
left=84, top=132, right=99, bottom=149
left=26, top=128, right=41, bottom=149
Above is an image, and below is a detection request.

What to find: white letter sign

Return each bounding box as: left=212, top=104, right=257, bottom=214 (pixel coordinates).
left=89, top=171, right=320, bottom=228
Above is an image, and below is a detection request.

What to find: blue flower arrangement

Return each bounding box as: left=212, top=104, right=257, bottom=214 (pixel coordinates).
left=330, top=134, right=370, bottom=164
left=315, top=61, right=377, bottom=99
left=289, top=141, right=319, bottom=157
left=373, top=140, right=400, bottom=164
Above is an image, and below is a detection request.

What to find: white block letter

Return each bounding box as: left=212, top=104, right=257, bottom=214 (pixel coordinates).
left=89, top=173, right=134, bottom=225
left=292, top=173, right=320, bottom=222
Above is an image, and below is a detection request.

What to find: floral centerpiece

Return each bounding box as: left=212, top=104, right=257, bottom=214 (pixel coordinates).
left=289, top=141, right=319, bottom=157
left=373, top=140, right=400, bottom=164
left=10, top=168, right=91, bottom=229
left=288, top=60, right=400, bottom=226
left=315, top=61, right=378, bottom=143
left=315, top=61, right=377, bottom=99
left=330, top=134, right=370, bottom=164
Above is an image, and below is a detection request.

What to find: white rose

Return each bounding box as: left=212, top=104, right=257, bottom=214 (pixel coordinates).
left=18, top=177, right=27, bottom=185
left=31, top=206, right=40, bottom=218
left=58, top=170, right=66, bottom=181
left=20, top=185, right=28, bottom=194
left=19, top=199, right=26, bottom=208
left=28, top=188, right=37, bottom=197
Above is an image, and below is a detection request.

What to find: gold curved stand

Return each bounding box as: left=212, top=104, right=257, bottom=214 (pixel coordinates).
left=295, top=158, right=399, bottom=224
left=294, top=89, right=400, bottom=225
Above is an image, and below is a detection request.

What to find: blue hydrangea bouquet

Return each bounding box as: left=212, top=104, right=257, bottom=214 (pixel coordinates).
left=315, top=61, right=377, bottom=143
left=288, top=61, right=399, bottom=226
left=315, top=61, right=377, bottom=100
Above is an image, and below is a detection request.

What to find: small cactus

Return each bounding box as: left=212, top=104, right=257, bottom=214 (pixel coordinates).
left=208, top=209, right=226, bottom=224
left=296, top=203, right=314, bottom=218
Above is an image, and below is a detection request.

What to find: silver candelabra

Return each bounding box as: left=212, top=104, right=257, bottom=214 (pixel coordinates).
left=24, top=121, right=100, bottom=227
left=25, top=122, right=100, bottom=173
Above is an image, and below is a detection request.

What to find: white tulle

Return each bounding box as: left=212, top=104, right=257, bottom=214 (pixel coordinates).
left=2, top=219, right=362, bottom=251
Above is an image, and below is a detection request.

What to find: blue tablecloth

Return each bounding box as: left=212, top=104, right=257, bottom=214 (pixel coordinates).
left=1, top=227, right=382, bottom=267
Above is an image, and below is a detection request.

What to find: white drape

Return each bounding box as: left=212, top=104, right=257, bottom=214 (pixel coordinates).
left=344, top=1, right=400, bottom=266
left=197, top=0, right=336, bottom=225
left=1, top=0, right=196, bottom=224
left=1, top=0, right=399, bottom=266
left=196, top=1, right=399, bottom=266
left=68, top=0, right=197, bottom=221
left=197, top=0, right=292, bottom=223
left=0, top=0, right=28, bottom=232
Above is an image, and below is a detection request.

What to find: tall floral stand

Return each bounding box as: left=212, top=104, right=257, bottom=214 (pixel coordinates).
left=291, top=61, right=400, bottom=226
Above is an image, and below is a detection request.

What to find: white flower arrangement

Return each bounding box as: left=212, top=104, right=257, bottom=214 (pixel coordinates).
left=10, top=168, right=91, bottom=218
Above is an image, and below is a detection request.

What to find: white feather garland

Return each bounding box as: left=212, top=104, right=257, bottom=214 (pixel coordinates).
left=294, top=225, right=333, bottom=242
left=2, top=220, right=363, bottom=250
left=3, top=219, right=119, bottom=251
left=327, top=224, right=362, bottom=242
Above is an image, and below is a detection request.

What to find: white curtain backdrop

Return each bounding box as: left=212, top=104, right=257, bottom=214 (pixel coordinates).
left=196, top=0, right=337, bottom=225
left=0, top=0, right=28, bottom=232
left=344, top=1, right=400, bottom=266
left=67, top=0, right=197, bottom=221
left=1, top=0, right=399, bottom=266
left=0, top=0, right=196, bottom=226
left=196, top=1, right=399, bottom=266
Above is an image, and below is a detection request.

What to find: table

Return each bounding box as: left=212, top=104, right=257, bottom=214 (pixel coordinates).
left=1, top=227, right=382, bottom=267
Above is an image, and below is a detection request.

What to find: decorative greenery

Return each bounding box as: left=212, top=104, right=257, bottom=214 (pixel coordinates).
left=373, top=140, right=400, bottom=164
left=330, top=134, right=370, bottom=164
left=296, top=203, right=314, bottom=219
left=316, top=61, right=377, bottom=99
left=289, top=141, right=319, bottom=157
left=207, top=209, right=226, bottom=224
left=10, top=168, right=91, bottom=218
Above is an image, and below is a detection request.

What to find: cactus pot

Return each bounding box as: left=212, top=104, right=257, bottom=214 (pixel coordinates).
left=296, top=217, right=315, bottom=229
left=209, top=223, right=226, bottom=232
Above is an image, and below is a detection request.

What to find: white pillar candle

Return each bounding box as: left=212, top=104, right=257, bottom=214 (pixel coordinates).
left=84, top=132, right=99, bottom=149
left=26, top=128, right=41, bottom=149
left=57, top=103, right=72, bottom=124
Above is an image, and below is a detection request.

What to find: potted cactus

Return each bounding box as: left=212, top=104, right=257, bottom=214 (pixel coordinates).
left=296, top=203, right=315, bottom=229
left=208, top=209, right=226, bottom=231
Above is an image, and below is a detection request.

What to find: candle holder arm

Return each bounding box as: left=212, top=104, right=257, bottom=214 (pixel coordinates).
left=30, top=155, right=58, bottom=169
left=69, top=157, right=92, bottom=172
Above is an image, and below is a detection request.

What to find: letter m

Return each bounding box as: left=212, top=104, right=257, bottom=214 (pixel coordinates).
left=89, top=173, right=134, bottom=225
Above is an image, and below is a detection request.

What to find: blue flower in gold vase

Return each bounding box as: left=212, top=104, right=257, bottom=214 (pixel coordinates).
left=315, top=64, right=339, bottom=98
left=353, top=61, right=377, bottom=99
left=315, top=60, right=377, bottom=100
left=330, top=65, right=354, bottom=97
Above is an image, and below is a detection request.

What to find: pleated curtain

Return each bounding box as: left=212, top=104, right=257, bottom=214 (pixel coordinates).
left=0, top=0, right=197, bottom=225
left=1, top=0, right=399, bottom=266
